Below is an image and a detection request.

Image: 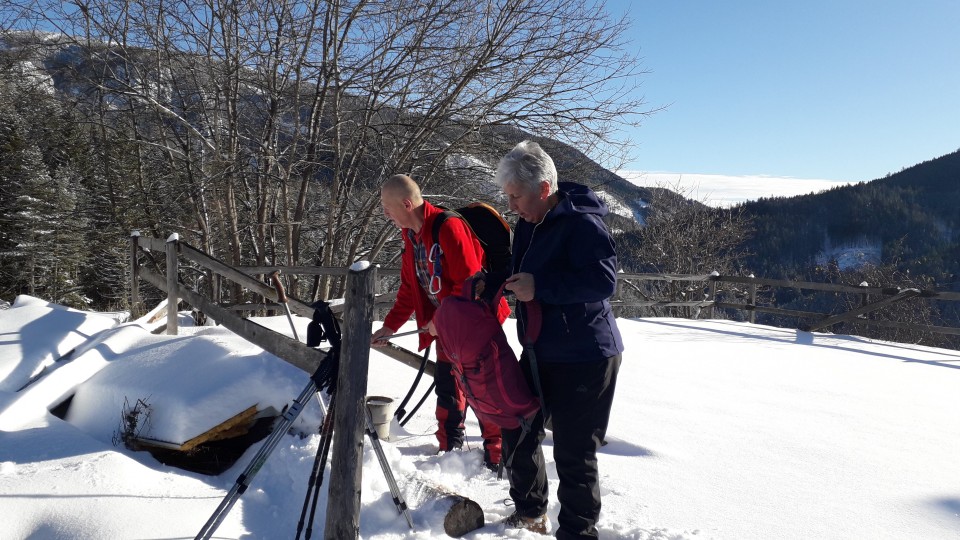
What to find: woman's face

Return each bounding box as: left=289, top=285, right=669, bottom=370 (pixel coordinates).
left=503, top=180, right=550, bottom=223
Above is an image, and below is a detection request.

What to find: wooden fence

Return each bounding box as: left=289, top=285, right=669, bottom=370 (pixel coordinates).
left=128, top=234, right=960, bottom=535
left=614, top=272, right=960, bottom=339
left=131, top=233, right=960, bottom=347
left=129, top=233, right=413, bottom=538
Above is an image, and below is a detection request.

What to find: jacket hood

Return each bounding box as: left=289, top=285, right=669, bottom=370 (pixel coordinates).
left=551, top=181, right=608, bottom=220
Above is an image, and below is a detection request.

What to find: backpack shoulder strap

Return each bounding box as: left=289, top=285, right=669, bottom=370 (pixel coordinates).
left=430, top=209, right=460, bottom=246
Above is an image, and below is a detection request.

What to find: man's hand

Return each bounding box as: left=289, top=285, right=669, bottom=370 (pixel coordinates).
left=427, top=320, right=438, bottom=336
left=370, top=326, right=395, bottom=347
left=504, top=272, right=536, bottom=302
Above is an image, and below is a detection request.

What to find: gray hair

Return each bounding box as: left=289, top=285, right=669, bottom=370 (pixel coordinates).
left=494, top=140, right=558, bottom=194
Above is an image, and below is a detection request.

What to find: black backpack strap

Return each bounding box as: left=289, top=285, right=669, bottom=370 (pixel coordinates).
left=430, top=209, right=459, bottom=248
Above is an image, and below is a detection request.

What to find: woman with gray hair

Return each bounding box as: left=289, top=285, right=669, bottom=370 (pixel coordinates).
left=495, top=140, right=623, bottom=539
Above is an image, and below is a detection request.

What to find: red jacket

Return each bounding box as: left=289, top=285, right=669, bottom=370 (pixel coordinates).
left=384, top=200, right=511, bottom=351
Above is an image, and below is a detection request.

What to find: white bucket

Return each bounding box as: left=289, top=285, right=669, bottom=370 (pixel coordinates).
left=365, top=396, right=396, bottom=441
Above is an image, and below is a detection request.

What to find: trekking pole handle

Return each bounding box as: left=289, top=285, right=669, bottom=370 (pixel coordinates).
left=268, top=270, right=288, bottom=303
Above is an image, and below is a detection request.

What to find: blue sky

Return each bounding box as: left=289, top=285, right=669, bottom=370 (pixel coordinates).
left=605, top=1, right=960, bottom=182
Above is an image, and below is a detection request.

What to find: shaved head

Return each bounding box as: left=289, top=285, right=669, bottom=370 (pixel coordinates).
left=381, top=174, right=423, bottom=205
left=380, top=174, right=425, bottom=231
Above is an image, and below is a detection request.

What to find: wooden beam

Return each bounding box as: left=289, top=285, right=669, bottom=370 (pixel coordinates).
left=805, top=289, right=921, bottom=332
left=618, top=272, right=716, bottom=282
left=179, top=244, right=277, bottom=298
left=240, top=265, right=400, bottom=277
left=140, top=267, right=166, bottom=292
left=375, top=343, right=436, bottom=378
left=610, top=300, right=714, bottom=309
left=137, top=236, right=168, bottom=252
left=714, top=302, right=824, bottom=320
left=176, top=282, right=327, bottom=374
left=131, top=405, right=259, bottom=452
left=851, top=318, right=960, bottom=337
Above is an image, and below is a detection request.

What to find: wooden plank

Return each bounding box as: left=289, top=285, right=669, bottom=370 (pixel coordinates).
left=240, top=265, right=401, bottom=277
left=177, top=282, right=327, bottom=374
left=137, top=236, right=168, bottom=252
left=618, top=272, right=960, bottom=301
left=375, top=343, right=436, bottom=378
left=849, top=318, right=960, bottom=337
left=142, top=244, right=384, bottom=320
left=179, top=405, right=259, bottom=451
left=720, top=274, right=883, bottom=295
left=618, top=272, right=716, bottom=282
left=140, top=267, right=166, bottom=292
left=805, top=289, right=921, bottom=332
left=714, top=302, right=823, bottom=320
left=179, top=244, right=321, bottom=319
left=130, top=405, right=259, bottom=452
left=610, top=300, right=714, bottom=309
left=179, top=244, right=277, bottom=299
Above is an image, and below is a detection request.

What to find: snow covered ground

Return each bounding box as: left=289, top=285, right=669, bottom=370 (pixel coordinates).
left=2, top=295, right=959, bottom=539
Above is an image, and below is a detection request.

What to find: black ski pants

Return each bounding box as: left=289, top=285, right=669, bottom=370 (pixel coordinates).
left=502, top=353, right=621, bottom=539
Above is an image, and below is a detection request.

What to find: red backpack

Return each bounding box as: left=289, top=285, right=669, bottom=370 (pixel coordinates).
left=433, top=275, right=540, bottom=430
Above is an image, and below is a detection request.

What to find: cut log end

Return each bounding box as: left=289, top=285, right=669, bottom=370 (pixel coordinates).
left=443, top=496, right=484, bottom=537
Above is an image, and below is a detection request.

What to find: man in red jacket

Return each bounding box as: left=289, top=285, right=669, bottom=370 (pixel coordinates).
left=371, top=174, right=510, bottom=470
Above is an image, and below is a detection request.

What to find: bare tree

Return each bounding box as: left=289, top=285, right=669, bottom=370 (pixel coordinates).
left=3, top=0, right=651, bottom=302
left=616, top=184, right=754, bottom=318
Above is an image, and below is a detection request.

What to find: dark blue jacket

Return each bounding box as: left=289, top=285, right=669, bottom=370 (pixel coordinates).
left=514, top=182, right=624, bottom=363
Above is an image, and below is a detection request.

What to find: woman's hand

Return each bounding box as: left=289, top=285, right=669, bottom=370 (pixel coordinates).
left=504, top=272, right=536, bottom=302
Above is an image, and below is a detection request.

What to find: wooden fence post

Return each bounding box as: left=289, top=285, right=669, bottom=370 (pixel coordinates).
left=209, top=270, right=222, bottom=310
left=166, top=234, right=180, bottom=335
left=707, top=271, right=719, bottom=319
left=130, top=231, right=140, bottom=320
left=374, top=273, right=383, bottom=321
left=748, top=274, right=757, bottom=324
left=325, top=262, right=377, bottom=540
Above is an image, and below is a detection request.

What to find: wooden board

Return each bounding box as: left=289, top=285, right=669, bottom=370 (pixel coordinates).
left=131, top=404, right=259, bottom=452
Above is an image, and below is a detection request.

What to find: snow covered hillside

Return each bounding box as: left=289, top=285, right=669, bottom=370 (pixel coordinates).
left=1, top=295, right=959, bottom=539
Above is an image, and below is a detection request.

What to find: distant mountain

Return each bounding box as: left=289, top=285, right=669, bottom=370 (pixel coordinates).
left=740, top=148, right=960, bottom=288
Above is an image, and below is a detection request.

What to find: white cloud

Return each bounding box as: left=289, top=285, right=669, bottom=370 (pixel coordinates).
left=619, top=170, right=858, bottom=208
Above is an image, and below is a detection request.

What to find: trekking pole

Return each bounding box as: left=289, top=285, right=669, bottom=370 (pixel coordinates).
left=384, top=327, right=428, bottom=340
left=295, top=391, right=337, bottom=540
left=195, top=378, right=320, bottom=540
left=269, top=269, right=300, bottom=342
left=399, top=380, right=436, bottom=427
left=196, top=302, right=341, bottom=540
left=394, top=344, right=431, bottom=422
left=364, top=403, right=414, bottom=529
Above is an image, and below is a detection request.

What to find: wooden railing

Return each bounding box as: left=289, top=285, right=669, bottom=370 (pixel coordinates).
left=130, top=233, right=392, bottom=536
left=127, top=233, right=960, bottom=534
left=614, top=272, right=960, bottom=339
left=130, top=233, right=960, bottom=347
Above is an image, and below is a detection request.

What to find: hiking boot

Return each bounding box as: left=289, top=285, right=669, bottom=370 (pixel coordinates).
left=437, top=442, right=463, bottom=455
left=502, top=511, right=549, bottom=534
